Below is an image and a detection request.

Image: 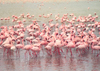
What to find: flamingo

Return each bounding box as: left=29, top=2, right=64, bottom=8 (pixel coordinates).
left=23, top=40, right=32, bottom=58
left=91, top=43, right=100, bottom=57
left=66, top=40, right=76, bottom=56
left=45, top=45, right=52, bottom=56
left=15, top=39, right=24, bottom=57
left=53, top=39, right=62, bottom=55
left=31, top=43, right=41, bottom=57
left=76, top=41, right=88, bottom=56
left=1, top=12, right=100, bottom=58
left=3, top=40, right=14, bottom=57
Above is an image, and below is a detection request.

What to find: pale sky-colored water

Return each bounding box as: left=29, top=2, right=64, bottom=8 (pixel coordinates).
left=0, top=0, right=100, bottom=71
left=0, top=0, right=100, bottom=3
left=0, top=0, right=100, bottom=18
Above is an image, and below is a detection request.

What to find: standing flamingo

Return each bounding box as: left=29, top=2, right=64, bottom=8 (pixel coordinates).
left=91, top=42, right=100, bottom=57
left=15, top=39, right=24, bottom=57
left=23, top=40, right=32, bottom=58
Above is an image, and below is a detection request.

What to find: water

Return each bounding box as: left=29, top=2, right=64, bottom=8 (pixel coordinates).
left=0, top=0, right=100, bottom=71
left=1, top=51, right=100, bottom=71
left=0, top=1, right=100, bottom=18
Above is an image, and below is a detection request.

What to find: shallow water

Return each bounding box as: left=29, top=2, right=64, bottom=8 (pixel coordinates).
left=0, top=0, right=100, bottom=71
left=1, top=49, right=100, bottom=71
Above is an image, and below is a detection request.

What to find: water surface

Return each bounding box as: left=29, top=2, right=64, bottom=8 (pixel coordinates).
left=0, top=0, right=100, bottom=71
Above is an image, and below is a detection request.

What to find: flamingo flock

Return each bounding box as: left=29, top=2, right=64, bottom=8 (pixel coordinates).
left=0, top=13, right=100, bottom=58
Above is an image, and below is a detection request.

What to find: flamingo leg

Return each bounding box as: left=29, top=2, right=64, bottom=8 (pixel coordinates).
left=46, top=50, right=50, bottom=55
left=16, top=49, right=18, bottom=57
left=28, top=50, right=32, bottom=58
left=66, top=48, right=69, bottom=54
left=18, top=49, right=20, bottom=57
left=76, top=49, right=80, bottom=56
left=7, top=49, right=10, bottom=57
left=35, top=52, right=37, bottom=57
left=42, top=48, right=44, bottom=54
left=34, top=52, right=37, bottom=57
left=16, top=48, right=20, bottom=57
left=49, top=50, right=52, bottom=56
left=60, top=48, right=64, bottom=54
left=37, top=51, right=40, bottom=56
left=78, top=50, right=81, bottom=57
left=53, top=47, right=57, bottom=54
left=69, top=48, right=73, bottom=56
left=3, top=48, right=6, bottom=57
left=91, top=49, right=94, bottom=54
left=57, top=48, right=61, bottom=56
left=82, top=49, right=85, bottom=54
left=25, top=50, right=27, bottom=58
left=46, top=50, right=52, bottom=56
left=76, top=49, right=78, bottom=53
left=60, top=48, right=66, bottom=58
left=32, top=51, right=35, bottom=57
left=97, top=50, right=100, bottom=57
left=9, top=50, right=11, bottom=57
left=87, top=46, right=89, bottom=50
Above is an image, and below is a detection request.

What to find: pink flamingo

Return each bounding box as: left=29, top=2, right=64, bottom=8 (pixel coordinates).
left=53, top=39, right=62, bottom=55
left=76, top=41, right=88, bottom=56
left=91, top=42, right=100, bottom=57
left=31, top=43, right=41, bottom=57
left=66, top=40, right=76, bottom=56
left=45, top=45, right=52, bottom=56
left=3, top=40, right=14, bottom=57
left=15, top=39, right=24, bottom=57
left=0, top=18, right=3, bottom=21
left=23, top=40, right=32, bottom=58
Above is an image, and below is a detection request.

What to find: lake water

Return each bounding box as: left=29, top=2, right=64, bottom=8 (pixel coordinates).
left=0, top=0, right=100, bottom=71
